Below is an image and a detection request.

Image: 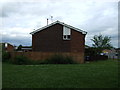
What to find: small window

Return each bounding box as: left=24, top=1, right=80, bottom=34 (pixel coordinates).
left=63, top=35, right=71, bottom=40
left=63, top=35, right=66, bottom=39
left=67, top=35, right=71, bottom=39
left=63, top=26, right=71, bottom=40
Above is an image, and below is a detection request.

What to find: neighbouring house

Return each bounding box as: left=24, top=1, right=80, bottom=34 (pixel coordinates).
left=102, top=48, right=119, bottom=59
left=15, top=46, right=32, bottom=52
left=30, top=20, right=87, bottom=53
left=21, top=46, right=32, bottom=52
left=102, top=49, right=112, bottom=55
left=1, top=42, right=14, bottom=52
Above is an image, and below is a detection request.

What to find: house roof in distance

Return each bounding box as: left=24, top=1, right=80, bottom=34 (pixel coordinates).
left=30, top=20, right=87, bottom=35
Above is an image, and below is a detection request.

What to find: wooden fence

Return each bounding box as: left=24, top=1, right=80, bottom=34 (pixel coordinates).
left=10, top=52, right=85, bottom=64
left=85, top=55, right=108, bottom=61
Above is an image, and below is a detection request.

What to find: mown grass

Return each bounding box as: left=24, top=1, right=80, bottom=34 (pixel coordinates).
left=2, top=60, right=119, bottom=88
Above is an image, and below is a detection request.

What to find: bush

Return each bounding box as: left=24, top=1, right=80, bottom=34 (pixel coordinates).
left=11, top=55, right=77, bottom=65
left=40, top=54, right=77, bottom=64
left=2, top=52, right=11, bottom=62
left=13, top=56, right=32, bottom=65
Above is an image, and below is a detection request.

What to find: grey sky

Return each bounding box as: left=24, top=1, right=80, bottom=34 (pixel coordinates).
left=0, top=0, right=119, bottom=48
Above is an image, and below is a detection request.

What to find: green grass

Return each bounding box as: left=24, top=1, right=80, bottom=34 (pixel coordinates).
left=2, top=60, right=119, bottom=88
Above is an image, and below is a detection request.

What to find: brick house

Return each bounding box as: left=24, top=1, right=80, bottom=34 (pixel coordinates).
left=30, top=21, right=87, bottom=53
left=1, top=43, right=14, bottom=52
left=9, top=21, right=87, bottom=63
left=102, top=48, right=120, bottom=59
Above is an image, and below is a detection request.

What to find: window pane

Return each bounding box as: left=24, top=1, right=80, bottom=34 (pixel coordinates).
left=63, top=26, right=71, bottom=35
left=64, top=35, right=66, bottom=39
left=63, top=35, right=71, bottom=40
left=67, top=35, right=71, bottom=39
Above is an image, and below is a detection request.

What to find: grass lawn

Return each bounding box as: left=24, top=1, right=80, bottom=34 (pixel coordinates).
left=2, top=60, right=119, bottom=88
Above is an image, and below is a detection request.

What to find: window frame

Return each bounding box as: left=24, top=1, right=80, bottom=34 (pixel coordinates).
left=63, top=26, right=71, bottom=40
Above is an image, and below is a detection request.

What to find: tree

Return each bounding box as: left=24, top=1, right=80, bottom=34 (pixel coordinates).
left=17, top=45, right=22, bottom=51
left=91, top=34, right=113, bottom=54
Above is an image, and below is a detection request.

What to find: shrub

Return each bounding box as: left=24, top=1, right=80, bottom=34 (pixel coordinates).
left=11, top=55, right=77, bottom=65
left=13, top=55, right=32, bottom=65
left=65, top=56, right=77, bottom=64
left=2, top=52, right=11, bottom=62
left=40, top=54, right=77, bottom=64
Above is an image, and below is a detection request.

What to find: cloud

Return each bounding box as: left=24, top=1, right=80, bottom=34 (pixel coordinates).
left=2, top=35, right=32, bottom=46
left=2, top=35, right=31, bottom=46
left=1, top=0, right=118, bottom=48
left=1, top=2, right=22, bottom=17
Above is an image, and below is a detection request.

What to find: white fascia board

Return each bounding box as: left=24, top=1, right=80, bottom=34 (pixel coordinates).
left=30, top=20, right=87, bottom=35
left=60, top=22, right=87, bottom=35
left=30, top=21, right=59, bottom=34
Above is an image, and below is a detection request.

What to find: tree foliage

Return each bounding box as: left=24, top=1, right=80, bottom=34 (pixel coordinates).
left=17, top=45, right=22, bottom=51
left=91, top=34, right=113, bottom=54
left=91, top=35, right=112, bottom=49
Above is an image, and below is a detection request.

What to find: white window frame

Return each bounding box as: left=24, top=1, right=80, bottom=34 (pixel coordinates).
left=63, top=26, right=71, bottom=40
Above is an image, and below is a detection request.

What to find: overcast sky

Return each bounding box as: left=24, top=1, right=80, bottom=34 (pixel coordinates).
left=0, top=0, right=119, bottom=48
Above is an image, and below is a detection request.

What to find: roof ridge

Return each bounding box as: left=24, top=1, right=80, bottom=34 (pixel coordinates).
left=30, top=21, right=87, bottom=35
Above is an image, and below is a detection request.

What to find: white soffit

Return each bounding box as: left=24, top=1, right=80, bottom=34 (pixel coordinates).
left=30, top=21, right=87, bottom=35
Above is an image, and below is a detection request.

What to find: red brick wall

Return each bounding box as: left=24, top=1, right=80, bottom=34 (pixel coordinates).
left=71, top=29, right=85, bottom=53
left=32, top=23, right=85, bottom=53
left=10, top=52, right=84, bottom=64
left=7, top=44, right=14, bottom=52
